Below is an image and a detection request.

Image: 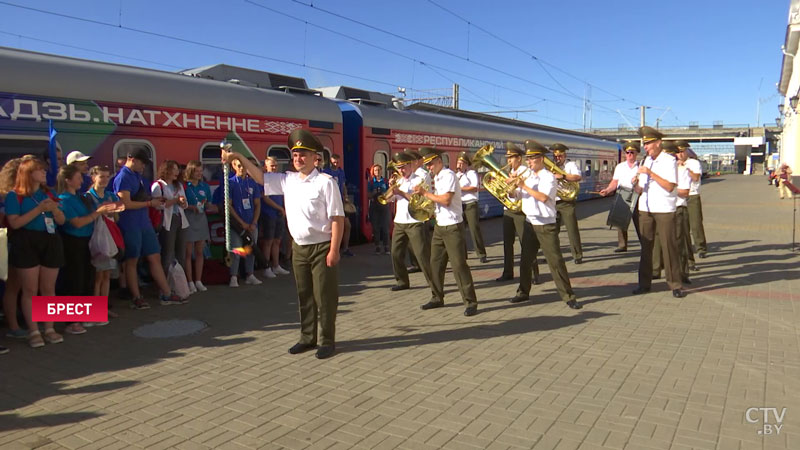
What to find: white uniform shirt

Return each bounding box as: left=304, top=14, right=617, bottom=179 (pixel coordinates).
left=676, top=164, right=692, bottom=208
left=458, top=169, right=479, bottom=204
left=685, top=158, right=702, bottom=195
left=637, top=152, right=678, bottom=213
left=415, top=167, right=432, bottom=186
left=520, top=168, right=557, bottom=225
left=432, top=168, right=463, bottom=226
left=392, top=173, right=423, bottom=224
left=612, top=161, right=639, bottom=190
left=556, top=160, right=581, bottom=201
left=262, top=169, right=344, bottom=245
left=505, top=165, right=529, bottom=210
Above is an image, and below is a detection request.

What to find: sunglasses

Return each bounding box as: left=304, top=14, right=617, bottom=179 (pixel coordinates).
left=625, top=151, right=636, bottom=154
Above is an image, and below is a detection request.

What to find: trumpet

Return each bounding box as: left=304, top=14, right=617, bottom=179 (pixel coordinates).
left=377, top=162, right=402, bottom=205
left=472, top=145, right=522, bottom=211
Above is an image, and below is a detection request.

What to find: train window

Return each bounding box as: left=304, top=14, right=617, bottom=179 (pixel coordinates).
left=319, top=147, right=331, bottom=169
left=593, top=160, right=600, bottom=174
left=368, top=139, right=391, bottom=179
left=442, top=152, right=450, bottom=168
left=373, top=151, right=389, bottom=174
left=114, top=140, right=155, bottom=181
left=0, top=136, right=61, bottom=166
left=200, top=143, right=223, bottom=182
left=584, top=159, right=592, bottom=177
left=602, top=160, right=609, bottom=172
left=267, top=146, right=291, bottom=172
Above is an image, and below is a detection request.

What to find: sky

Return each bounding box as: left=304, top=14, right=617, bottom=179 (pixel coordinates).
left=0, top=0, right=790, bottom=131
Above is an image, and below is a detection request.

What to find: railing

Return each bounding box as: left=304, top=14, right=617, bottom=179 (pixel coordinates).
left=587, top=124, right=757, bottom=133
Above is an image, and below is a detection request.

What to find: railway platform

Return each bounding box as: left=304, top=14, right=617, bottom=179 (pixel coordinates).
left=1, top=173, right=799, bottom=449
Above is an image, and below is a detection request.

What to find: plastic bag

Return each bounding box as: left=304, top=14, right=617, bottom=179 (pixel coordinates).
left=89, top=217, right=118, bottom=263
left=0, top=228, right=7, bottom=281
left=168, top=261, right=191, bottom=299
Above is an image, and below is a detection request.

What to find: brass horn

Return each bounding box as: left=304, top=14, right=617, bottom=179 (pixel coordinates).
left=543, top=157, right=580, bottom=201
left=472, top=145, right=522, bottom=212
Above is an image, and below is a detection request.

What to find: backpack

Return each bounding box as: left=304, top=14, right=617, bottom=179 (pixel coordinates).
left=149, top=180, right=165, bottom=230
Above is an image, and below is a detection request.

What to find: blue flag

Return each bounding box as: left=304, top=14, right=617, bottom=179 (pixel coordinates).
left=47, top=120, right=58, bottom=187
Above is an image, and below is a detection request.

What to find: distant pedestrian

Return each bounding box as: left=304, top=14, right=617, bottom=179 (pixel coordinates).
left=778, top=163, right=793, bottom=200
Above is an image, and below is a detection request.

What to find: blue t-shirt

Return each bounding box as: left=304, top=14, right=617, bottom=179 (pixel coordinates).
left=261, top=194, right=284, bottom=219
left=58, top=192, right=94, bottom=237
left=113, top=166, right=151, bottom=231
left=87, top=187, right=120, bottom=206
left=185, top=181, right=211, bottom=212
left=228, top=175, right=259, bottom=224
left=368, top=176, right=388, bottom=197
left=323, top=167, right=346, bottom=198
left=5, top=189, right=53, bottom=232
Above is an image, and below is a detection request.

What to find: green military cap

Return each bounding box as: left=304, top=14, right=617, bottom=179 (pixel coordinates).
left=392, top=152, right=415, bottom=167
left=419, top=146, right=443, bottom=164
left=622, top=141, right=641, bottom=153
left=458, top=151, right=472, bottom=165
left=288, top=129, right=324, bottom=153
left=524, top=139, right=548, bottom=157
left=661, top=140, right=679, bottom=154
left=550, top=143, right=569, bottom=154
left=638, top=126, right=664, bottom=143
left=505, top=142, right=524, bottom=157
left=675, top=140, right=691, bottom=150
left=404, top=148, right=423, bottom=161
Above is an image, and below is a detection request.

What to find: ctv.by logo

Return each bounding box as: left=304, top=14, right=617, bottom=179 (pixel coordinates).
left=745, top=407, right=786, bottom=435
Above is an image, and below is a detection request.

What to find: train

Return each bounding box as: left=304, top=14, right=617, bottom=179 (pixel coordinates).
left=0, top=46, right=620, bottom=248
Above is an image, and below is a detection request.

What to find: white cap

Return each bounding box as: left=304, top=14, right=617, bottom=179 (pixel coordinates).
left=66, top=150, right=91, bottom=165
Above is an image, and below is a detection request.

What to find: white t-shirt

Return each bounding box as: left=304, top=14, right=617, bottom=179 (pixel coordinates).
left=520, top=168, right=557, bottom=225
left=637, top=152, right=678, bottom=214
left=556, top=160, right=581, bottom=201
left=612, top=161, right=639, bottom=190
left=685, top=158, right=702, bottom=195
left=432, top=168, right=462, bottom=226
left=458, top=169, right=479, bottom=203
left=676, top=165, right=692, bottom=208
left=262, top=169, right=344, bottom=245
left=392, top=173, right=424, bottom=224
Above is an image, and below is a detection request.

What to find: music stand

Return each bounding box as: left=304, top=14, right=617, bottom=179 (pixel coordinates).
left=786, top=180, right=800, bottom=251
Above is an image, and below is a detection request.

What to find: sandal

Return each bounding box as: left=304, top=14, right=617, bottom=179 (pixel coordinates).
left=64, top=323, right=87, bottom=335
left=29, top=330, right=44, bottom=348
left=44, top=328, right=63, bottom=344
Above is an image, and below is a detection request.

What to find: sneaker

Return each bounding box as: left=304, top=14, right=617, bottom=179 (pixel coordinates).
left=342, top=249, right=354, bottom=257
left=83, top=321, right=109, bottom=327
left=272, top=266, right=290, bottom=275
left=194, top=280, right=208, bottom=291
left=383, top=247, right=390, bottom=255
left=6, top=328, right=28, bottom=339
left=375, top=247, right=381, bottom=255
left=0, top=346, right=8, bottom=355
left=131, top=297, right=151, bottom=310
left=187, top=281, right=197, bottom=294
left=229, top=276, right=239, bottom=288
left=263, top=268, right=277, bottom=279
left=245, top=274, right=263, bottom=285
left=160, top=294, right=183, bottom=305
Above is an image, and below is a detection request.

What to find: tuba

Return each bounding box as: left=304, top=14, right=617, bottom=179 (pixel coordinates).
left=408, top=179, right=435, bottom=222
left=472, top=145, right=522, bottom=212
left=377, top=162, right=402, bottom=205
left=543, top=157, right=580, bottom=201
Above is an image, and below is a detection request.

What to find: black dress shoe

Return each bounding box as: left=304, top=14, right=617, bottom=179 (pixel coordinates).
left=672, top=289, right=686, bottom=298
left=391, top=285, right=409, bottom=291
left=574, top=258, right=583, bottom=265
left=532, top=277, right=541, bottom=285
left=315, top=345, right=335, bottom=359
left=509, top=295, right=529, bottom=303
left=288, top=342, right=317, bottom=354
left=463, top=306, right=477, bottom=316
left=480, top=256, right=488, bottom=263
left=681, top=278, right=692, bottom=285
left=689, top=265, right=700, bottom=272
left=698, top=252, right=707, bottom=259
left=495, top=274, right=513, bottom=282
left=407, top=266, right=421, bottom=273
left=632, top=287, right=651, bottom=295
left=566, top=300, right=582, bottom=309
left=652, top=273, right=661, bottom=280
left=613, top=248, right=627, bottom=253
left=420, top=301, right=444, bottom=310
